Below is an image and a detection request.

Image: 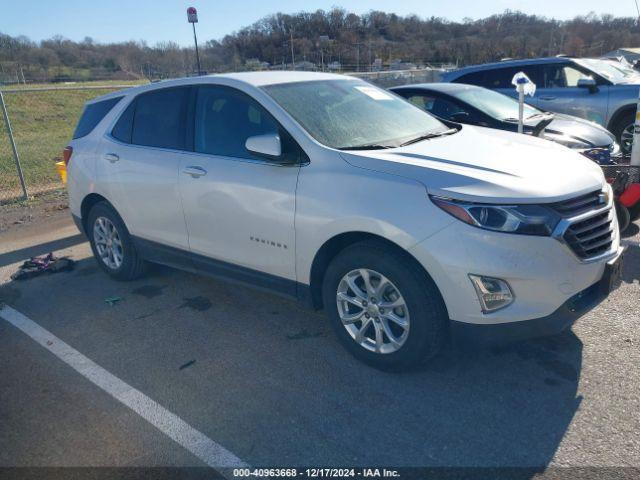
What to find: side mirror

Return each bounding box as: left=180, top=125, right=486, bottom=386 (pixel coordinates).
left=577, top=77, right=598, bottom=93
left=449, top=111, right=470, bottom=122
left=245, top=133, right=282, bottom=159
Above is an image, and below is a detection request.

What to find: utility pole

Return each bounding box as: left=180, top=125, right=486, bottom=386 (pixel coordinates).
left=187, top=7, right=201, bottom=75
left=354, top=43, right=362, bottom=72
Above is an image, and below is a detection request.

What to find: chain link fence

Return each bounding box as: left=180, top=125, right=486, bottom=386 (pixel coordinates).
left=0, top=69, right=445, bottom=205
left=0, top=83, right=141, bottom=204
left=351, top=68, right=445, bottom=88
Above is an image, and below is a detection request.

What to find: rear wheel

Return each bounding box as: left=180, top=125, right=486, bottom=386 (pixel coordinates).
left=322, top=241, right=448, bottom=370
left=87, top=202, right=145, bottom=280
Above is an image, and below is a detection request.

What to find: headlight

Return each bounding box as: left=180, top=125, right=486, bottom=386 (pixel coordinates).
left=542, top=132, right=589, bottom=149
left=430, top=196, right=561, bottom=236
left=610, top=142, right=621, bottom=156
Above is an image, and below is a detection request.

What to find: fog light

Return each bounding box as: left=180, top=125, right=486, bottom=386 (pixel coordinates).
left=468, top=275, right=514, bottom=313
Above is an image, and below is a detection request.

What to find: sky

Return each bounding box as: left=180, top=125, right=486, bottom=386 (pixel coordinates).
left=2, top=0, right=639, bottom=46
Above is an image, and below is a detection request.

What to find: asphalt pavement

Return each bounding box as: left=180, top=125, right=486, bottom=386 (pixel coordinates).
left=0, top=211, right=638, bottom=473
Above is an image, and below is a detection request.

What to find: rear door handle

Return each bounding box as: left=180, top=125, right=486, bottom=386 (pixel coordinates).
left=182, top=166, right=207, bottom=178
left=104, top=153, right=120, bottom=163
left=539, top=96, right=556, bottom=101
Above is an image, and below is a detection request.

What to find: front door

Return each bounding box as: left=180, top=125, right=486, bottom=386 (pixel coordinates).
left=178, top=85, right=301, bottom=290
left=535, top=63, right=609, bottom=126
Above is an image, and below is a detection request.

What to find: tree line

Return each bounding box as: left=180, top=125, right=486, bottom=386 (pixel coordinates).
left=2, top=8, right=640, bottom=83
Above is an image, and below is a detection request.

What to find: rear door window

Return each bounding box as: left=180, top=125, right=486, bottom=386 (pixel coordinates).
left=131, top=87, right=190, bottom=150
left=458, top=66, right=543, bottom=89
left=73, top=96, right=122, bottom=139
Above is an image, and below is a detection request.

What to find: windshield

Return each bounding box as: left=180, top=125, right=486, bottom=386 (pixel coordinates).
left=575, top=58, right=632, bottom=84
left=263, top=79, right=448, bottom=149
left=453, top=87, right=540, bottom=121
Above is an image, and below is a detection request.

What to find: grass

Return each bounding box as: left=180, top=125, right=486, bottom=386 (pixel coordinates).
left=0, top=82, right=146, bottom=202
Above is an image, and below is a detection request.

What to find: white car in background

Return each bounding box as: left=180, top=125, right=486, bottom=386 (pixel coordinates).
left=64, top=72, right=623, bottom=370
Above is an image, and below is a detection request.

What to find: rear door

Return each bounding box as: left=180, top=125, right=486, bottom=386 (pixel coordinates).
left=96, top=86, right=192, bottom=251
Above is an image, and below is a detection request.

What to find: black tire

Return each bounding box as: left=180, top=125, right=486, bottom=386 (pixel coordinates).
left=87, top=201, right=145, bottom=281
left=615, top=201, right=631, bottom=234
left=630, top=203, right=640, bottom=222
left=322, top=240, right=448, bottom=371
left=611, top=110, right=635, bottom=155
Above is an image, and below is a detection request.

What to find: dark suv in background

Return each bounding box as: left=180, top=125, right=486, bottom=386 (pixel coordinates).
left=443, top=57, right=640, bottom=154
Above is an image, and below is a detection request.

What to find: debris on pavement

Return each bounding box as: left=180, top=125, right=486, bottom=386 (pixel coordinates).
left=179, top=360, right=196, bottom=370
left=105, top=296, right=124, bottom=307
left=10, top=253, right=74, bottom=281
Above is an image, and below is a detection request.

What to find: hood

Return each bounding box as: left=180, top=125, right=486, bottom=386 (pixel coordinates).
left=339, top=125, right=605, bottom=204
left=527, top=113, right=615, bottom=148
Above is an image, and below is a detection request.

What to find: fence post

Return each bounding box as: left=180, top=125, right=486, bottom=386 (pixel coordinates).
left=0, top=91, right=28, bottom=200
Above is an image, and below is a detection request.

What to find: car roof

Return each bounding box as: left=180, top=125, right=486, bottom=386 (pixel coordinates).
left=391, top=82, right=484, bottom=95
left=443, top=57, right=576, bottom=80
left=87, top=71, right=352, bottom=104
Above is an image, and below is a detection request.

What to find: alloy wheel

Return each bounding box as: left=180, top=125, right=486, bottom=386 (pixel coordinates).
left=621, top=123, right=635, bottom=155
left=93, top=216, right=123, bottom=270
left=336, top=268, right=410, bottom=354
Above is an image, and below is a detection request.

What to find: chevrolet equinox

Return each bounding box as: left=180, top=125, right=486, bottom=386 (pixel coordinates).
left=65, top=72, right=624, bottom=370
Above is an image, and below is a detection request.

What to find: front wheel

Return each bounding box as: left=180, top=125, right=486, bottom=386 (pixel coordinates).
left=322, top=241, right=448, bottom=370
left=615, top=201, right=631, bottom=234
left=612, top=111, right=635, bottom=156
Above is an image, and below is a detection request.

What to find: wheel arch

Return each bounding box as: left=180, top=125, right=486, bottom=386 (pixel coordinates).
left=607, top=104, right=636, bottom=132
left=80, top=193, right=112, bottom=236
left=307, top=231, right=446, bottom=313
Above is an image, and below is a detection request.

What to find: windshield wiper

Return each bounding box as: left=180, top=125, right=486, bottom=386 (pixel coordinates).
left=399, top=128, right=457, bottom=147
left=338, top=144, right=394, bottom=151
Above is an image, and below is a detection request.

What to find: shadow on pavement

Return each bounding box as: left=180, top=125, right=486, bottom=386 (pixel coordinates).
left=0, top=234, right=86, bottom=268
left=0, top=254, right=586, bottom=471
left=622, top=242, right=639, bottom=284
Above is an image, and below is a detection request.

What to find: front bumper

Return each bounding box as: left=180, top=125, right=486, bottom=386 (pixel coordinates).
left=450, top=251, right=623, bottom=346
left=408, top=213, right=621, bottom=327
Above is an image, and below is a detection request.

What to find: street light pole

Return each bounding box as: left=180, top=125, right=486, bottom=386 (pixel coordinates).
left=187, top=7, right=201, bottom=75
left=192, top=22, right=201, bottom=75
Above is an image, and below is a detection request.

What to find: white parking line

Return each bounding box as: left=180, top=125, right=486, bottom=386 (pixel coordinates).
left=0, top=304, right=248, bottom=473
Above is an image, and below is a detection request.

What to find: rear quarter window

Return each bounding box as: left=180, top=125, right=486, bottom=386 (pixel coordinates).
left=73, top=96, right=122, bottom=139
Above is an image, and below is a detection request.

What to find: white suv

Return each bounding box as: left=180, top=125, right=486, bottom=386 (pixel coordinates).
left=65, top=72, right=623, bottom=370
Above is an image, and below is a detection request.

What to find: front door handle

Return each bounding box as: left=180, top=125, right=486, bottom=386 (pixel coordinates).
left=104, top=153, right=120, bottom=163
left=539, top=96, right=556, bottom=101
left=182, top=166, right=207, bottom=178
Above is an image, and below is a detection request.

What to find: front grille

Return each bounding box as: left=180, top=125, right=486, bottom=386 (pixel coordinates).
left=549, top=190, right=603, bottom=217
left=562, top=210, right=613, bottom=260
left=548, top=189, right=614, bottom=260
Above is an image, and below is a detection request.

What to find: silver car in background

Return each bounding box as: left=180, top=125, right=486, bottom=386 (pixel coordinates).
left=443, top=57, right=640, bottom=154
